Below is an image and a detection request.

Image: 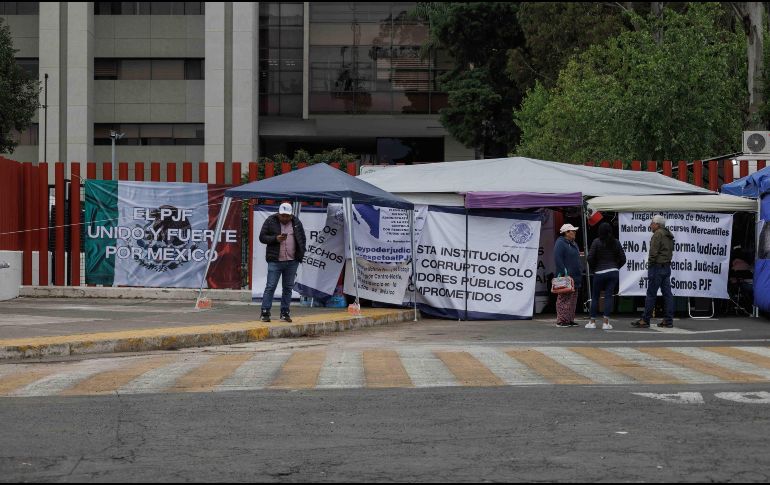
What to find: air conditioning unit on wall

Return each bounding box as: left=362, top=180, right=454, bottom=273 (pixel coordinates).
left=743, top=131, right=770, bottom=155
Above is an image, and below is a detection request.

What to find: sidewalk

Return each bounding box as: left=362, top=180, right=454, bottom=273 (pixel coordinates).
left=0, top=298, right=415, bottom=360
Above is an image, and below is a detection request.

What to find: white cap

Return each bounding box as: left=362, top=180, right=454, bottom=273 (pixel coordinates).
left=560, top=223, right=579, bottom=233
left=278, top=202, right=293, bottom=215
left=652, top=214, right=666, bottom=226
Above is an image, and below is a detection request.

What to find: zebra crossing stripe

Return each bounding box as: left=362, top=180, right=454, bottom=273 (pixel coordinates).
left=216, top=352, right=293, bottom=391
left=568, top=347, right=684, bottom=385
left=363, top=350, right=413, bottom=388
left=316, top=351, right=365, bottom=389
left=434, top=351, right=503, bottom=387
left=467, top=348, right=547, bottom=385
left=11, top=359, right=126, bottom=397
left=606, top=348, right=722, bottom=384
left=505, top=349, right=594, bottom=385
left=269, top=351, right=326, bottom=390
left=535, top=347, right=637, bottom=385
left=671, top=348, right=770, bottom=380
left=60, top=355, right=180, bottom=396
left=397, top=348, right=458, bottom=388
left=706, top=347, right=770, bottom=370
left=0, top=366, right=59, bottom=396
left=118, top=354, right=212, bottom=394
left=168, top=353, right=256, bottom=393
left=637, top=347, right=767, bottom=383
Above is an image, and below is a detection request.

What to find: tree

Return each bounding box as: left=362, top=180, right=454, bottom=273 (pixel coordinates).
left=0, top=18, right=39, bottom=154
left=731, top=2, right=765, bottom=128
left=413, top=3, right=523, bottom=158
left=515, top=3, right=746, bottom=163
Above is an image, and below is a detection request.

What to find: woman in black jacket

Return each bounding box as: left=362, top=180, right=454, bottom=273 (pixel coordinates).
left=586, top=222, right=626, bottom=330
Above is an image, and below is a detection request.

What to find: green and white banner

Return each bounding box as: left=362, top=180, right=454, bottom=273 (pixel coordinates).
left=85, top=180, right=242, bottom=289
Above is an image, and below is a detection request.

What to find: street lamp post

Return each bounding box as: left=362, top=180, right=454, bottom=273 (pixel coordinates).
left=110, top=131, right=125, bottom=180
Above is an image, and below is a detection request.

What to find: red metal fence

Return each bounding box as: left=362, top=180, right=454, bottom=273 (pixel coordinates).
left=0, top=157, right=764, bottom=288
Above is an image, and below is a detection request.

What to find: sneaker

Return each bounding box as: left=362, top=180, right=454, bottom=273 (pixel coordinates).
left=260, top=311, right=271, bottom=322
left=630, top=319, right=650, bottom=328
left=657, top=321, right=673, bottom=328
left=280, top=313, right=292, bottom=323
left=556, top=322, right=571, bottom=328
left=569, top=321, right=580, bottom=327
left=585, top=321, right=596, bottom=329
left=602, top=322, right=613, bottom=330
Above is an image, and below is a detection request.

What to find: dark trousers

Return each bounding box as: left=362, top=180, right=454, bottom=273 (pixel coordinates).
left=642, top=264, right=674, bottom=324
left=261, top=260, right=300, bottom=315
left=590, top=271, right=619, bottom=318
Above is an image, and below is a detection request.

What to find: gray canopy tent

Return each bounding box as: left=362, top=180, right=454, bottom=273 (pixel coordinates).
left=198, top=163, right=417, bottom=319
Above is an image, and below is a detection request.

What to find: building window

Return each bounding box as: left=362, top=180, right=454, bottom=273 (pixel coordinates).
left=94, top=124, right=204, bottom=145
left=259, top=3, right=304, bottom=117
left=94, top=2, right=204, bottom=15
left=15, top=58, right=38, bottom=79
left=94, top=59, right=205, bottom=80
left=376, top=137, right=444, bottom=164
left=308, top=2, right=448, bottom=115
left=10, top=124, right=39, bottom=145
left=0, top=2, right=39, bottom=14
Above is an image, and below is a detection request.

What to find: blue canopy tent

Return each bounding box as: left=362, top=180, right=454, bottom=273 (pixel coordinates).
left=198, top=163, right=418, bottom=319
left=722, top=166, right=770, bottom=315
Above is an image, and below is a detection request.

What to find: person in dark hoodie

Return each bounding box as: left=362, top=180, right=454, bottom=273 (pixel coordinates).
left=586, top=222, right=627, bottom=330
left=632, top=214, right=675, bottom=328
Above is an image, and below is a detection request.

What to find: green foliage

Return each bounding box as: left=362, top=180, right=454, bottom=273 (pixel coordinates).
left=244, top=148, right=359, bottom=180
left=515, top=3, right=746, bottom=163
left=0, top=18, right=40, bottom=154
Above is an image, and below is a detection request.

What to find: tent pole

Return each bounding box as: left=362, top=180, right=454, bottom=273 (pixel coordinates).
left=344, top=198, right=361, bottom=309
left=754, top=196, right=761, bottom=318
left=581, top=199, right=592, bottom=314
left=409, top=209, right=418, bottom=322
left=196, top=196, right=232, bottom=307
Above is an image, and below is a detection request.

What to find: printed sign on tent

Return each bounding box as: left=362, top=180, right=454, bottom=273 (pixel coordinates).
left=618, top=212, right=733, bottom=299
left=343, top=204, right=428, bottom=262
left=85, top=180, right=242, bottom=289
left=415, top=207, right=542, bottom=320
left=343, top=258, right=412, bottom=305
left=251, top=206, right=345, bottom=300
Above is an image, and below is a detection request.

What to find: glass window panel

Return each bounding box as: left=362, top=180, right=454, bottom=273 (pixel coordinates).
left=151, top=59, right=185, bottom=79
left=140, top=124, right=173, bottom=138
left=309, top=93, right=355, bottom=113
left=280, top=3, right=303, bottom=26
left=310, top=24, right=356, bottom=45
left=391, top=70, right=431, bottom=91
left=119, top=60, right=151, bottom=79
left=310, top=3, right=356, bottom=23
left=391, top=24, right=428, bottom=45
left=259, top=94, right=280, bottom=115
left=119, top=2, right=137, bottom=14
left=94, top=58, right=118, bottom=79
left=263, top=71, right=280, bottom=93
left=259, top=3, right=280, bottom=26
left=279, top=71, right=302, bottom=94
left=150, top=2, right=171, bottom=14
left=172, top=124, right=197, bottom=138
left=429, top=93, right=448, bottom=113
left=184, top=59, right=204, bottom=80
left=280, top=50, right=303, bottom=71
left=15, top=58, right=38, bottom=78
left=365, top=92, right=392, bottom=113
left=394, top=92, right=429, bottom=113
left=184, top=2, right=202, bottom=15
left=280, top=94, right=302, bottom=115
left=280, top=26, right=304, bottom=49
left=169, top=2, right=187, bottom=14
left=118, top=124, right=140, bottom=138
left=93, top=125, right=114, bottom=139
left=15, top=2, right=39, bottom=14
left=138, top=2, right=152, bottom=14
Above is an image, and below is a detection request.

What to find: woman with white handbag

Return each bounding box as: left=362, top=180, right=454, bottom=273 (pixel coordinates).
left=553, top=224, right=583, bottom=327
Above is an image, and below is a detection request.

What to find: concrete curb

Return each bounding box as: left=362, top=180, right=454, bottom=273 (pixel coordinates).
left=20, top=286, right=253, bottom=301
left=0, top=309, right=416, bottom=361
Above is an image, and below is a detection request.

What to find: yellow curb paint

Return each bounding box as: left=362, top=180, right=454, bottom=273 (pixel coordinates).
left=0, top=367, right=59, bottom=396
left=704, top=347, right=770, bottom=370
left=59, top=355, right=180, bottom=396
left=434, top=351, right=504, bottom=387
left=363, top=350, right=413, bottom=389
left=506, top=349, right=594, bottom=385
left=0, top=309, right=406, bottom=348
left=568, top=347, right=684, bottom=385
left=638, top=347, right=768, bottom=383
left=269, top=351, right=327, bottom=390
left=167, top=353, right=256, bottom=393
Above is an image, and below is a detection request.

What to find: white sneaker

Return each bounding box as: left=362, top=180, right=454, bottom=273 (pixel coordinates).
left=585, top=321, right=596, bottom=329
left=602, top=322, right=613, bottom=330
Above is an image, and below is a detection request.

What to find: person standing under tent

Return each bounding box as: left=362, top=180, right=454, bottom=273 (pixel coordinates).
left=259, top=202, right=307, bottom=323
left=554, top=224, right=583, bottom=327
left=631, top=214, right=675, bottom=328
left=586, top=222, right=626, bottom=330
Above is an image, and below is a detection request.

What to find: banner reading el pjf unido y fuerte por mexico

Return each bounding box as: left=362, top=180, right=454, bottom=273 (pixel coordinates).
left=85, top=180, right=242, bottom=289
left=618, top=212, right=732, bottom=299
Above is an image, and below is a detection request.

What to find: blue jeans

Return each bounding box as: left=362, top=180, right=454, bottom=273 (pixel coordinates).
left=642, top=264, right=674, bottom=324
left=590, top=271, right=618, bottom=318
left=261, top=260, right=300, bottom=315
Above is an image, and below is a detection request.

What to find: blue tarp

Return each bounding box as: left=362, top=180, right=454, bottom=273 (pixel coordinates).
left=723, top=166, right=770, bottom=313
left=225, top=163, right=413, bottom=210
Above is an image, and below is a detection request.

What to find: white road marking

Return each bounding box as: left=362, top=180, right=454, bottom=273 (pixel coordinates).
left=534, top=347, right=637, bottom=385
left=398, top=348, right=459, bottom=388
left=12, top=358, right=126, bottom=397
left=606, top=347, right=724, bottom=384
left=714, top=392, right=770, bottom=404
left=0, top=315, right=107, bottom=326
left=671, top=347, right=770, bottom=380
left=633, top=392, right=705, bottom=404
left=316, top=350, right=365, bottom=389
left=468, top=347, right=546, bottom=385
left=119, top=354, right=212, bottom=394
left=215, top=352, right=292, bottom=391
left=734, top=347, right=770, bottom=359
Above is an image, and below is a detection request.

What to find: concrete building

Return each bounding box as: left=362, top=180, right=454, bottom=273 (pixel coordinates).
left=1, top=2, right=474, bottom=181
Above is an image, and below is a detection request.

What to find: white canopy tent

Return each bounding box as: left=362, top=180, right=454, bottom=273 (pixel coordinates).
left=587, top=194, right=758, bottom=213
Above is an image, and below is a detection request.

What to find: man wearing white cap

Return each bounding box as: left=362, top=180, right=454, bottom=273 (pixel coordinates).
left=631, top=214, right=675, bottom=328
left=258, top=202, right=307, bottom=322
